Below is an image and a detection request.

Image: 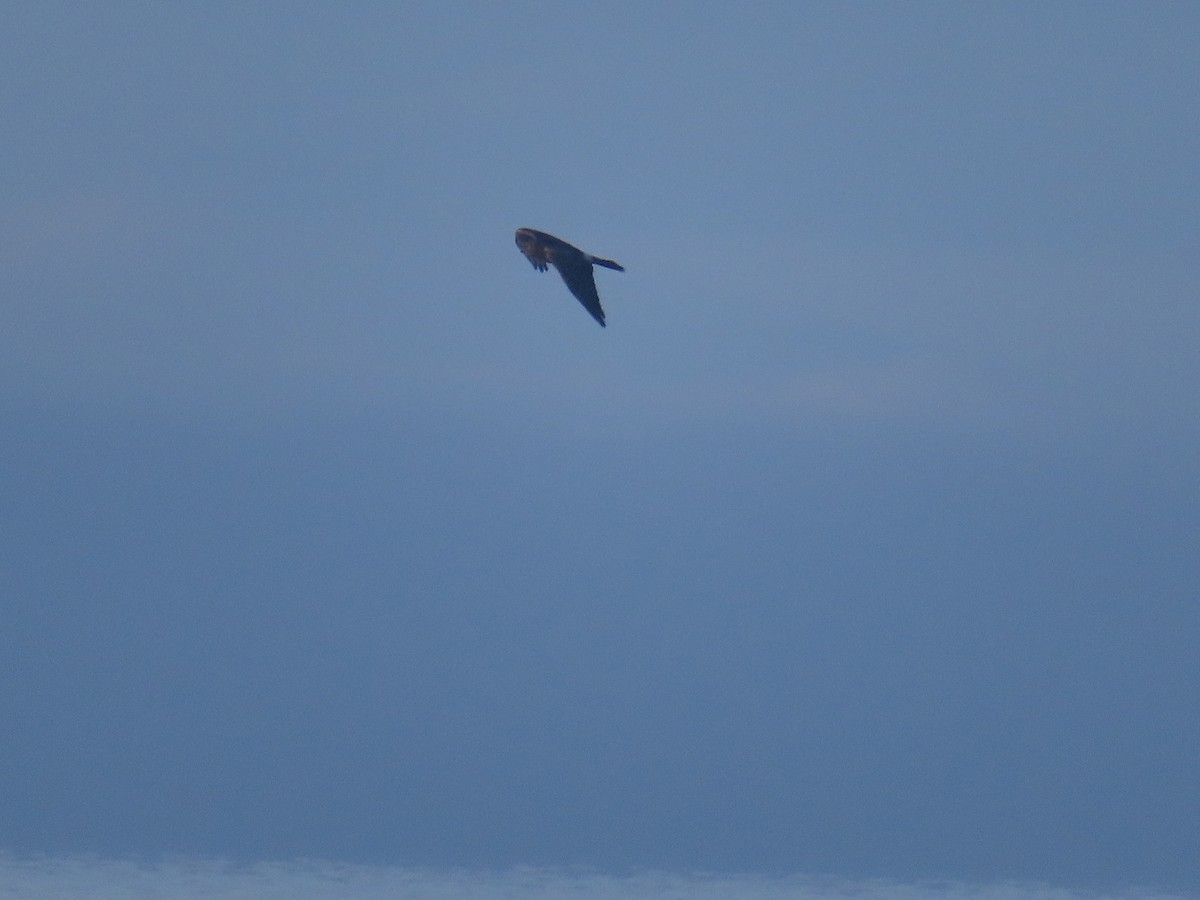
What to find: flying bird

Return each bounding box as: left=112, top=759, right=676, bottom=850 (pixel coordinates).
left=515, top=228, right=624, bottom=327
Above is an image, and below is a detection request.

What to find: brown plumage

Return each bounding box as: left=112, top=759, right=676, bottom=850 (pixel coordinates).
left=515, top=228, right=624, bottom=327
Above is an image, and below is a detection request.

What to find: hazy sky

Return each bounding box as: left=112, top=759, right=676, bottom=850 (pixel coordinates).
left=1, top=856, right=1195, bottom=900
left=3, top=2, right=1198, bottom=897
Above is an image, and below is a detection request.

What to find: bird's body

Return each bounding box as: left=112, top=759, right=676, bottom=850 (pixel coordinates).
left=515, top=228, right=624, bottom=327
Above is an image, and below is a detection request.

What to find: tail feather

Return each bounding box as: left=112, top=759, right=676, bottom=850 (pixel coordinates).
left=591, top=256, right=624, bottom=272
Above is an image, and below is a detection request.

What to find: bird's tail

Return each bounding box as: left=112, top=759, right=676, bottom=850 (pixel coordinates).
left=591, top=256, right=625, bottom=272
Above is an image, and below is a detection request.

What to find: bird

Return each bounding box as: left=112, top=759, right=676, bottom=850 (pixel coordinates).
left=515, top=228, right=624, bottom=327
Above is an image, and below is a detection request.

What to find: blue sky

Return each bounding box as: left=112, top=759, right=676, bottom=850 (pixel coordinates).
left=0, top=856, right=1195, bottom=900
left=2, top=2, right=1198, bottom=897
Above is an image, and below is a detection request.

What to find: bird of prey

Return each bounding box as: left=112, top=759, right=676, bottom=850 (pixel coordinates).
left=515, top=227, right=624, bottom=327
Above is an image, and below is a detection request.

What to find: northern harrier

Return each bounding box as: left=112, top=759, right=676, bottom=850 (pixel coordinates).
left=515, top=228, right=624, bottom=327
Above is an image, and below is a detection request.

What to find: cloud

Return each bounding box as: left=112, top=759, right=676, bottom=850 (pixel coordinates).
left=0, top=855, right=1190, bottom=900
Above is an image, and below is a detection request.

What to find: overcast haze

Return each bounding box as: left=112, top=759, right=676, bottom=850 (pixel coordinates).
left=2, top=3, right=1198, bottom=897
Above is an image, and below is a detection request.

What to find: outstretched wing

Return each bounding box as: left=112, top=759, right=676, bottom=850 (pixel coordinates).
left=551, top=251, right=606, bottom=327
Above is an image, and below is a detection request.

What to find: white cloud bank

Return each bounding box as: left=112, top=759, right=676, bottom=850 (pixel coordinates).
left=0, top=856, right=1190, bottom=900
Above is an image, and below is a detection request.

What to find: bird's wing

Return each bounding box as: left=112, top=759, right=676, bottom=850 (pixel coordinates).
left=552, top=251, right=606, bottom=327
